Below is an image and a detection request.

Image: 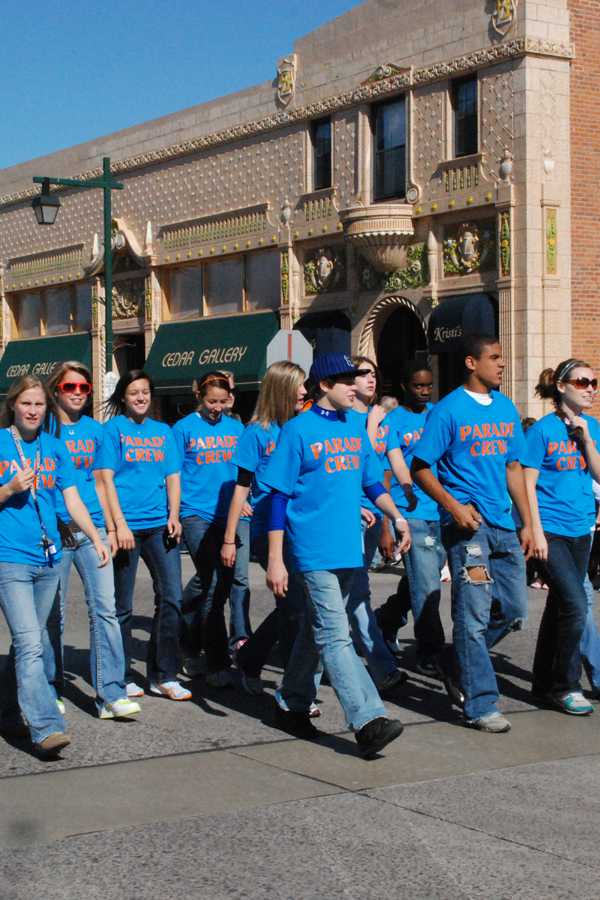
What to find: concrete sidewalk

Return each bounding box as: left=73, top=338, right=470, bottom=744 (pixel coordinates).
left=1, top=560, right=600, bottom=899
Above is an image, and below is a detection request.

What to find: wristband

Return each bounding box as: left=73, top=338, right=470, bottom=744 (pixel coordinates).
left=394, top=516, right=407, bottom=529
left=222, top=540, right=236, bottom=545
left=107, top=529, right=116, bottom=534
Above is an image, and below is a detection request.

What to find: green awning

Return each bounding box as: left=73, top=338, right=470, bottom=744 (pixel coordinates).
left=0, top=333, right=92, bottom=394
left=145, top=312, right=279, bottom=392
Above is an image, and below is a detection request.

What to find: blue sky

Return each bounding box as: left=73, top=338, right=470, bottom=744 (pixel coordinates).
left=1, top=0, right=360, bottom=170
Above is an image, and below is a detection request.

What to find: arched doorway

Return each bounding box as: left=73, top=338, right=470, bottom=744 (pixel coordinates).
left=359, top=296, right=427, bottom=396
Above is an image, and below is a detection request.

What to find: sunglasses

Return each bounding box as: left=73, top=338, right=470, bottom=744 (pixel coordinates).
left=58, top=381, right=92, bottom=395
left=565, top=377, right=598, bottom=390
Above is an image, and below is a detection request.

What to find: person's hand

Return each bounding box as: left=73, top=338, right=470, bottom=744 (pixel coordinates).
left=221, top=541, right=237, bottom=568
left=368, top=404, right=387, bottom=429
left=267, top=559, right=288, bottom=598
left=8, top=463, right=35, bottom=495
left=241, top=502, right=254, bottom=518
left=167, top=515, right=182, bottom=543
left=402, top=483, right=418, bottom=512
left=450, top=502, right=482, bottom=531
left=531, top=526, right=548, bottom=561
left=107, top=531, right=119, bottom=557
left=116, top=520, right=135, bottom=551
left=379, top=525, right=395, bottom=560
left=518, top=524, right=535, bottom=560
left=393, top=518, right=411, bottom=554
left=360, top=507, right=376, bottom=528
left=94, top=542, right=111, bottom=567
left=563, top=411, right=590, bottom=442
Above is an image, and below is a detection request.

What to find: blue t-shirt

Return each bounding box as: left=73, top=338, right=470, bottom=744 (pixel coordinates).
left=172, top=412, right=244, bottom=522
left=261, top=405, right=383, bottom=571
left=0, top=428, right=76, bottom=565
left=414, top=387, right=525, bottom=530
left=386, top=404, right=440, bottom=522
left=523, top=412, right=600, bottom=537
left=96, top=415, right=179, bottom=531
left=54, top=415, right=104, bottom=527
left=349, top=409, right=387, bottom=518
left=234, top=421, right=281, bottom=536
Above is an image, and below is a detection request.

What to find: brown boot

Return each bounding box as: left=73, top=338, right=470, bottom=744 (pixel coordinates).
left=34, top=732, right=71, bottom=758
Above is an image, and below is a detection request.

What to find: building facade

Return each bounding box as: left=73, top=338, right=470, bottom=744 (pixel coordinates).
left=0, top=0, right=590, bottom=418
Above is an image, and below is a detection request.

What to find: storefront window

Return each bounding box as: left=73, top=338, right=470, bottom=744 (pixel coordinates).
left=75, top=284, right=92, bottom=332
left=46, top=286, right=72, bottom=335
left=246, top=251, right=280, bottom=311
left=170, top=266, right=203, bottom=319
left=19, top=293, right=42, bottom=338
left=205, top=259, right=243, bottom=316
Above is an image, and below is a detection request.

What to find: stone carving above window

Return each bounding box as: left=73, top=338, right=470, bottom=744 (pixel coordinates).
left=443, top=221, right=496, bottom=276
left=304, top=247, right=345, bottom=295
left=5, top=245, right=84, bottom=292
left=359, top=243, right=428, bottom=293
left=112, top=279, right=145, bottom=320
left=491, top=0, right=518, bottom=37
left=363, top=63, right=411, bottom=84
left=276, top=55, right=297, bottom=107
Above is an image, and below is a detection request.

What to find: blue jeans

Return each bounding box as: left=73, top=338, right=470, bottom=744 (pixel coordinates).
left=181, top=516, right=231, bottom=672
left=582, top=574, right=600, bottom=690
left=0, top=563, right=65, bottom=744
left=533, top=532, right=591, bottom=695
left=403, top=518, right=446, bottom=658
left=113, top=527, right=183, bottom=683
left=45, top=529, right=126, bottom=709
left=443, top=524, right=527, bottom=720
left=347, top=519, right=399, bottom=684
left=287, top=569, right=386, bottom=731
left=229, top=518, right=251, bottom=644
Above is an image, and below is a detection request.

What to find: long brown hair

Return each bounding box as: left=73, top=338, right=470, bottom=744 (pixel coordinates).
left=46, top=360, right=93, bottom=429
left=534, top=358, right=591, bottom=407
left=352, top=354, right=381, bottom=403
left=252, top=361, right=306, bottom=428
left=0, top=375, right=58, bottom=434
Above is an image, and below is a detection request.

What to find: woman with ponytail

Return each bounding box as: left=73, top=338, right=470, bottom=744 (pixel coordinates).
left=523, top=360, right=600, bottom=715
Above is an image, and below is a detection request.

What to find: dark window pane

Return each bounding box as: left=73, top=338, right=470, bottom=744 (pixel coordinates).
left=312, top=118, right=332, bottom=190
left=453, top=77, right=478, bottom=157
left=373, top=99, right=406, bottom=200
left=205, top=259, right=243, bottom=316
left=246, top=250, right=280, bottom=311
left=170, top=265, right=202, bottom=319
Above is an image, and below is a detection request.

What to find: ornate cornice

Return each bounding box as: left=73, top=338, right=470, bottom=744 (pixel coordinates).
left=0, top=36, right=574, bottom=210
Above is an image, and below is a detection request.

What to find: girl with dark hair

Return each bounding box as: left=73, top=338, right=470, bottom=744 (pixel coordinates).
left=0, top=376, right=109, bottom=757
left=524, top=359, right=600, bottom=715
left=172, top=372, right=245, bottom=688
left=45, top=362, right=139, bottom=720
left=96, top=370, right=189, bottom=701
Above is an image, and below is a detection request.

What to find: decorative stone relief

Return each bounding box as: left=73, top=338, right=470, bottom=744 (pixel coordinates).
left=358, top=243, right=428, bottom=292
left=413, top=84, right=445, bottom=196
left=276, top=55, right=297, bottom=108
left=499, top=211, right=511, bottom=277
left=480, top=67, right=514, bottom=183
left=491, top=0, right=518, bottom=37
left=304, top=247, right=345, bottom=295
left=443, top=221, right=496, bottom=275
left=363, top=63, right=410, bottom=84
left=91, top=280, right=102, bottom=330
left=161, top=204, right=270, bottom=250
left=333, top=111, right=357, bottom=210
left=280, top=251, right=289, bottom=303
left=545, top=208, right=558, bottom=275
left=5, top=245, right=84, bottom=292
left=112, top=279, right=145, bottom=320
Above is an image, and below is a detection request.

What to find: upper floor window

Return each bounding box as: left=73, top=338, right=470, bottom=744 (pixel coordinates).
left=452, top=76, right=478, bottom=157
left=311, top=117, right=332, bottom=191
left=373, top=98, right=406, bottom=201
left=11, top=283, right=91, bottom=338
left=169, top=265, right=203, bottom=320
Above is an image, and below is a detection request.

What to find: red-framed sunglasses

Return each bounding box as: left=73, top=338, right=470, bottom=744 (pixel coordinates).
left=58, top=381, right=93, bottom=395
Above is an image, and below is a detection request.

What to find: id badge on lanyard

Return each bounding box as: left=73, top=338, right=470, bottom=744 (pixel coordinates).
left=10, top=427, right=57, bottom=566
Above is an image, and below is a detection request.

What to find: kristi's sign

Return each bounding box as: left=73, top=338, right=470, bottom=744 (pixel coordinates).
left=161, top=345, right=248, bottom=368
left=432, top=325, right=462, bottom=344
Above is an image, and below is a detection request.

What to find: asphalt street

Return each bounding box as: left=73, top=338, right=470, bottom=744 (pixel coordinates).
left=1, top=556, right=600, bottom=900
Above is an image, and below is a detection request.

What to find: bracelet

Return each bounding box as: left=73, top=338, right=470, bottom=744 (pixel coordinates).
left=223, top=540, right=236, bottom=545
left=394, top=516, right=407, bottom=528
left=107, top=529, right=116, bottom=534
left=115, top=517, right=125, bottom=524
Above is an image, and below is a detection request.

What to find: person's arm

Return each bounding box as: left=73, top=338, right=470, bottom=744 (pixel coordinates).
left=523, top=467, right=548, bottom=560
left=387, top=447, right=417, bottom=511
left=366, top=404, right=386, bottom=447
left=372, top=490, right=411, bottom=553
left=62, top=486, right=110, bottom=566
left=93, top=471, right=118, bottom=556
left=378, top=470, right=396, bottom=560
left=221, top=481, right=251, bottom=567
left=412, top=458, right=482, bottom=531
left=506, top=460, right=533, bottom=558
left=165, top=473, right=182, bottom=542
left=97, top=468, right=135, bottom=551
left=265, top=491, right=289, bottom=597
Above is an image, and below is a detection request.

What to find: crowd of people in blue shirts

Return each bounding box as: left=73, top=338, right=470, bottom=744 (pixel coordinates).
left=1, top=333, right=600, bottom=761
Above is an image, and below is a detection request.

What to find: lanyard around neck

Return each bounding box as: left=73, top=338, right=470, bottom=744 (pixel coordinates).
left=10, top=426, right=41, bottom=498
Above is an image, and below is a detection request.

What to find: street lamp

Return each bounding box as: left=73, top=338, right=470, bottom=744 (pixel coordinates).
left=31, top=157, right=124, bottom=378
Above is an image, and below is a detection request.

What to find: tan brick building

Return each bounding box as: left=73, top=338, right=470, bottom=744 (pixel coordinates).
left=0, top=0, right=592, bottom=418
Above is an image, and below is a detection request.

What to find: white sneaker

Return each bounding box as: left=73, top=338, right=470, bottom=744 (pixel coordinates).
left=126, top=682, right=144, bottom=698
left=206, top=669, right=234, bottom=689
left=149, top=680, right=192, bottom=701
left=99, top=698, right=141, bottom=720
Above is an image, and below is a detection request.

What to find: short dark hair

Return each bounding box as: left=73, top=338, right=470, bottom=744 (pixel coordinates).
left=401, top=359, right=433, bottom=386
left=462, top=333, right=499, bottom=361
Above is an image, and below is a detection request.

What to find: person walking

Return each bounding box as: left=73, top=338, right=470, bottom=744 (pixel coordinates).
left=0, top=375, right=109, bottom=757
left=96, top=370, right=189, bottom=701
left=524, top=360, right=600, bottom=714
left=263, top=353, right=410, bottom=758
left=412, top=335, right=533, bottom=733
left=45, top=361, right=140, bottom=720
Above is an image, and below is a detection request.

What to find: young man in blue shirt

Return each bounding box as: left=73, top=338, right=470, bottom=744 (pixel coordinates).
left=412, top=335, right=533, bottom=733
left=262, top=353, right=410, bottom=759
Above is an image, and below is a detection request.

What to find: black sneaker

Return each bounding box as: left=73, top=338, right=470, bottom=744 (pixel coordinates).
left=443, top=674, right=465, bottom=709
left=274, top=705, right=320, bottom=740
left=355, top=717, right=404, bottom=759
left=415, top=654, right=444, bottom=679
